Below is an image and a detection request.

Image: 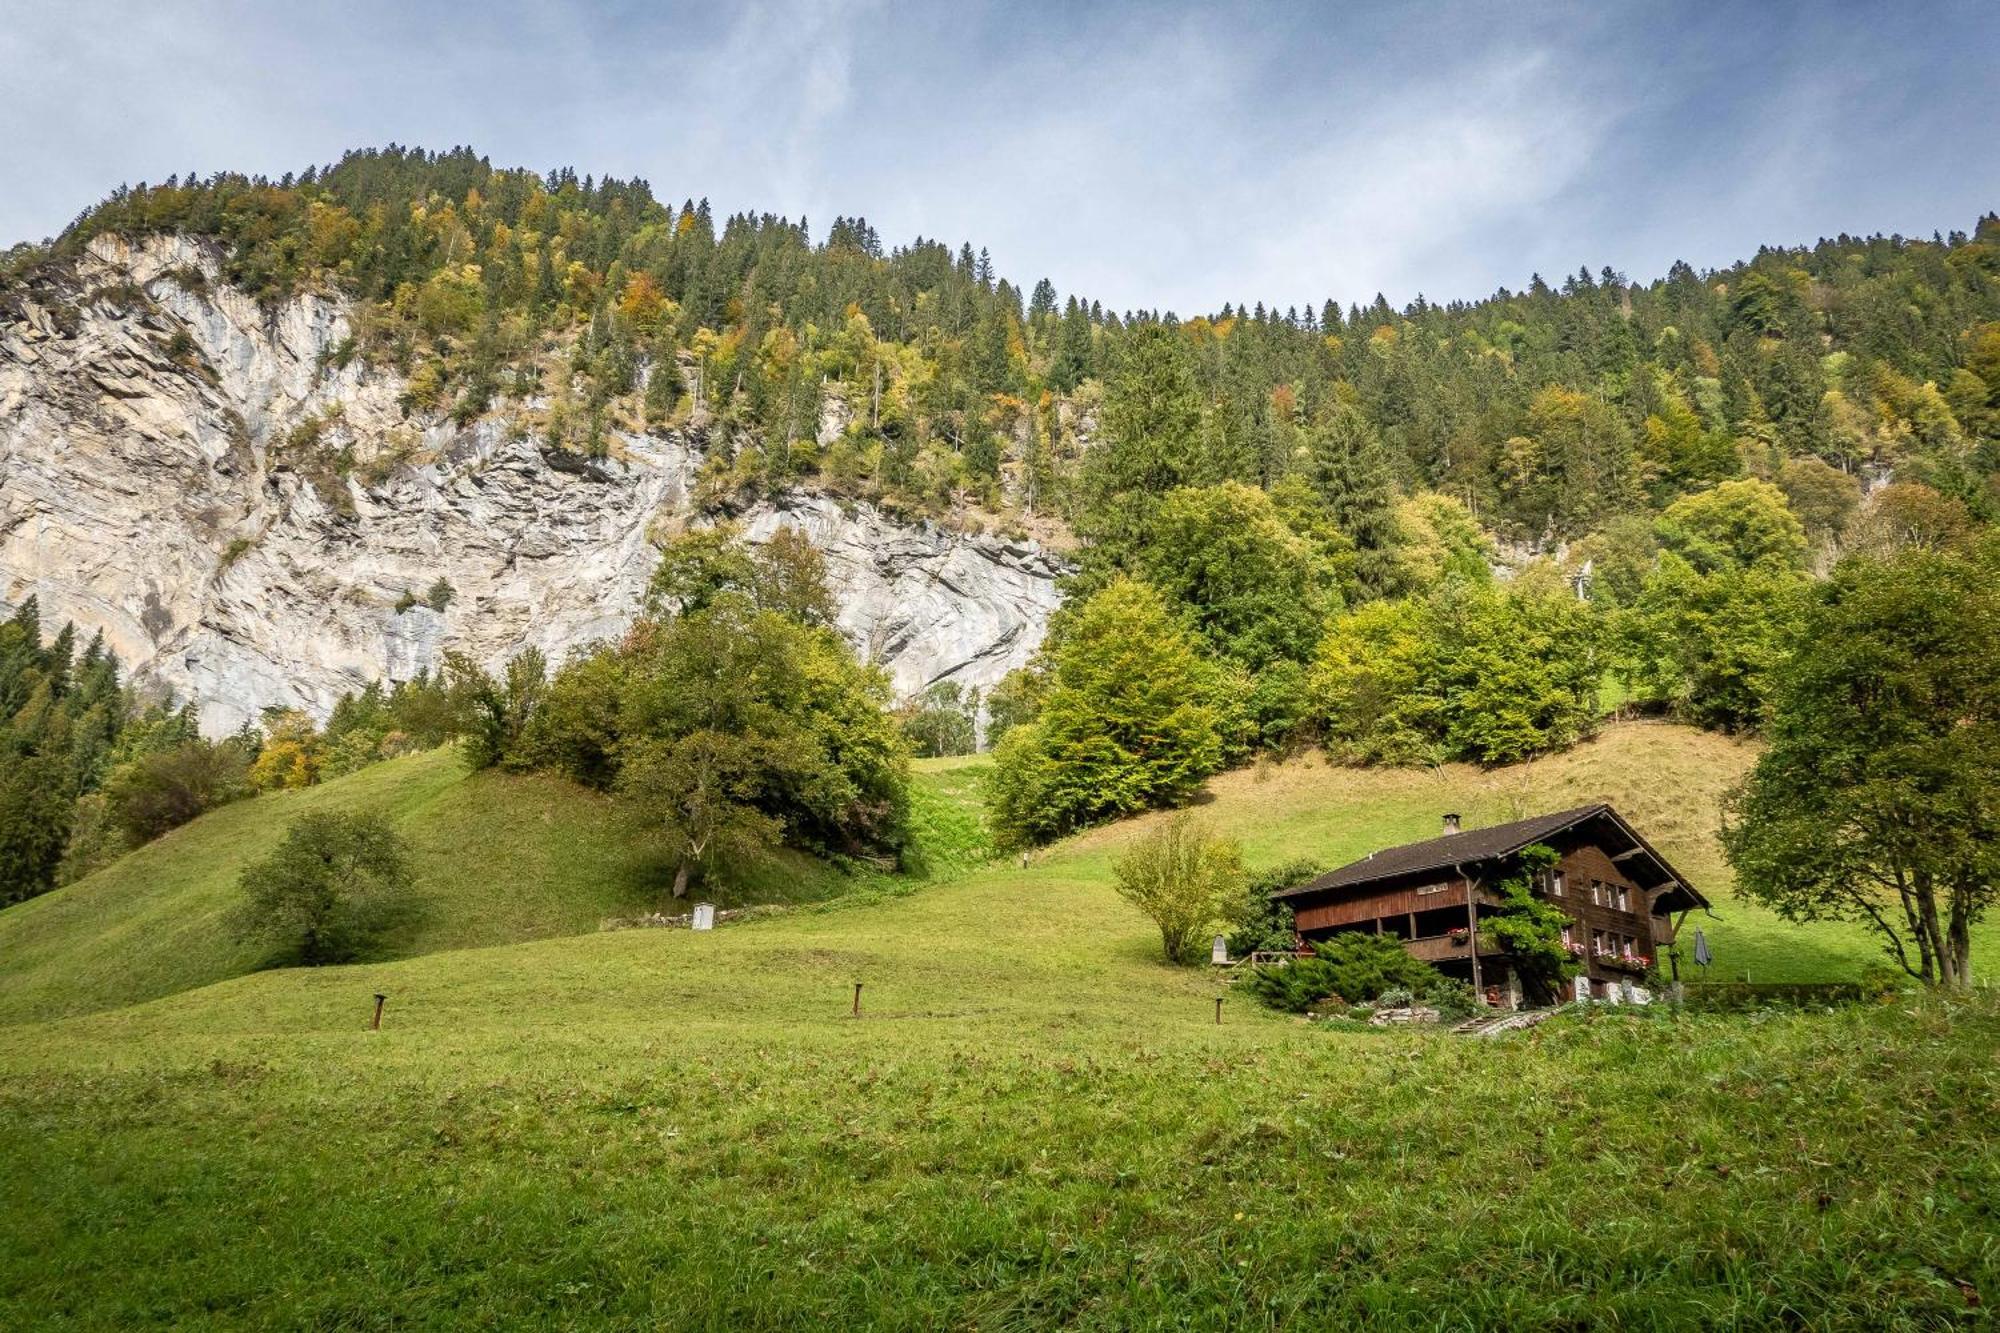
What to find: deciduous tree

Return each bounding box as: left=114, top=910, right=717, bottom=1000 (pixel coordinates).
left=1722, top=547, right=2000, bottom=986
left=235, top=811, right=416, bottom=966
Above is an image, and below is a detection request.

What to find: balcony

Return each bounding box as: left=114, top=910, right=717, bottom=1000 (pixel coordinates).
left=1403, top=933, right=1501, bottom=963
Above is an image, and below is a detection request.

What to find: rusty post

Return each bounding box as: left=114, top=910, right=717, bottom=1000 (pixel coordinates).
left=1214, top=996, right=1223, bottom=1025
left=371, top=993, right=386, bottom=1031
left=852, top=982, right=862, bottom=1018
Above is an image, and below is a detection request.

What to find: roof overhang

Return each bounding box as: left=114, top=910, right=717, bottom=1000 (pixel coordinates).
left=1273, top=804, right=1710, bottom=912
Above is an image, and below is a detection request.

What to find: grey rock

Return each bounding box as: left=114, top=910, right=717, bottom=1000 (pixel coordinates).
left=1, top=236, right=1065, bottom=734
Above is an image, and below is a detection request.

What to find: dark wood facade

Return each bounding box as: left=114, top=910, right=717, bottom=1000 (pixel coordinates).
left=1274, top=805, right=1709, bottom=1005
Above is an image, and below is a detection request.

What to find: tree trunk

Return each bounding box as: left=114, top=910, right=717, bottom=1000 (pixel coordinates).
left=1947, top=878, right=1974, bottom=987
left=1898, top=871, right=1936, bottom=983
left=1915, top=872, right=1952, bottom=987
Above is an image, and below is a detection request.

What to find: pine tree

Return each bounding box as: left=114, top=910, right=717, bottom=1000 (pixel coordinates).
left=1308, top=405, right=1404, bottom=598
left=1028, top=277, right=1057, bottom=324
left=1049, top=297, right=1094, bottom=392
left=1079, top=326, right=1202, bottom=557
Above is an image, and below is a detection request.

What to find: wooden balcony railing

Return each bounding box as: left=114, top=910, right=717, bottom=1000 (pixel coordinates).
left=1402, top=934, right=1499, bottom=963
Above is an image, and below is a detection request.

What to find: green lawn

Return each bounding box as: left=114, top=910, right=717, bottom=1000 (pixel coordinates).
left=0, top=724, right=1995, bottom=1327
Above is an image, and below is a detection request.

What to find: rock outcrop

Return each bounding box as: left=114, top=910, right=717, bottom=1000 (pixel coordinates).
left=0, top=236, right=1063, bottom=733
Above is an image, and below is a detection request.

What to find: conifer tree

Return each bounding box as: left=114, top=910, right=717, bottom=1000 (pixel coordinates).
left=1078, top=326, right=1201, bottom=557
left=1307, top=405, right=1404, bottom=598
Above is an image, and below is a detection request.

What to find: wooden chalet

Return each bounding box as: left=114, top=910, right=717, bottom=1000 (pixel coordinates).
left=1273, top=805, right=1710, bottom=1007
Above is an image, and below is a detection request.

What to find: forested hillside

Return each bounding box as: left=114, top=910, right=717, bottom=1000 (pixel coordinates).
left=13, top=146, right=1997, bottom=535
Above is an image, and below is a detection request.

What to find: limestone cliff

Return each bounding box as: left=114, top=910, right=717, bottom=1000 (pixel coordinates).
left=0, top=235, right=1063, bottom=733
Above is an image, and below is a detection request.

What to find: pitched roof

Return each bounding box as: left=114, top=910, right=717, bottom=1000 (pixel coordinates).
left=1274, top=804, right=1617, bottom=900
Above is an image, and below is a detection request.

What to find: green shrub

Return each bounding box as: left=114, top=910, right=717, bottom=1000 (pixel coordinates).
left=233, top=810, right=417, bottom=966
left=1224, top=858, right=1319, bottom=956
left=1420, top=978, right=1481, bottom=1021
left=103, top=738, right=253, bottom=846
left=1243, top=932, right=1442, bottom=1013
left=1112, top=814, right=1243, bottom=965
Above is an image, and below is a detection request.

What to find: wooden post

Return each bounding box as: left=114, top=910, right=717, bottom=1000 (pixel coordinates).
left=852, top=982, right=863, bottom=1018
left=370, top=993, right=386, bottom=1031
left=1214, top=997, right=1223, bottom=1025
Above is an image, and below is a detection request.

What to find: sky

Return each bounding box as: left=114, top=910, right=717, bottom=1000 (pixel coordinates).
left=3, top=0, right=1997, bottom=315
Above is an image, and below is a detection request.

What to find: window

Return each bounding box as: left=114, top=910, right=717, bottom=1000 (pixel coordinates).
left=1561, top=923, right=1574, bottom=948
left=1592, top=930, right=1607, bottom=954
left=1613, top=884, right=1630, bottom=911
left=1551, top=870, right=1566, bottom=897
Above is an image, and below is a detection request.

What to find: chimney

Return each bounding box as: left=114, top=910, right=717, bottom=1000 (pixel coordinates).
left=1442, top=813, right=1461, bottom=836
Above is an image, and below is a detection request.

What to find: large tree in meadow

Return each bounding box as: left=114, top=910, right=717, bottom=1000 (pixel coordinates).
left=1722, top=546, right=2000, bottom=986
left=236, top=811, right=416, bottom=967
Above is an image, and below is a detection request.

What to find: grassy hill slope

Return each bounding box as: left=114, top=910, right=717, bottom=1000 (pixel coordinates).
left=0, top=749, right=657, bottom=1024
left=0, top=723, right=1995, bottom=1325
left=2, top=722, right=1982, bottom=1034
left=0, top=745, right=983, bottom=1028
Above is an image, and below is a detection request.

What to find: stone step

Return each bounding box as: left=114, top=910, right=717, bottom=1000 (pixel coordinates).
left=1452, top=1008, right=1557, bottom=1038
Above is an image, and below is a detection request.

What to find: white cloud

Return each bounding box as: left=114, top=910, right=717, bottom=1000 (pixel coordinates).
left=2, top=0, right=1995, bottom=312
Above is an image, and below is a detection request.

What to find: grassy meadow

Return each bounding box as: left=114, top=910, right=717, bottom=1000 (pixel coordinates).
left=1, top=723, right=1996, bottom=1327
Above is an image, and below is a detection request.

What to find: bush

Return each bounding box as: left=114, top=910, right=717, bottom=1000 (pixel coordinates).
left=1420, top=978, right=1480, bottom=1022
left=1112, top=814, right=1244, bottom=965
left=1243, top=933, right=1443, bottom=1013
left=1224, top=859, right=1320, bottom=956
left=234, top=811, right=416, bottom=966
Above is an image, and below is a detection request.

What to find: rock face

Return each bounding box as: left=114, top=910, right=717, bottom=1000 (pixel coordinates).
left=0, top=235, right=1064, bottom=733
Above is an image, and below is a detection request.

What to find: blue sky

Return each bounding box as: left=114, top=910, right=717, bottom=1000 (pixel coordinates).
left=3, top=1, right=1996, bottom=313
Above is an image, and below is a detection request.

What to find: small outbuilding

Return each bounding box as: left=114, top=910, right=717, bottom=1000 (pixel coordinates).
left=1273, top=805, right=1709, bottom=1008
